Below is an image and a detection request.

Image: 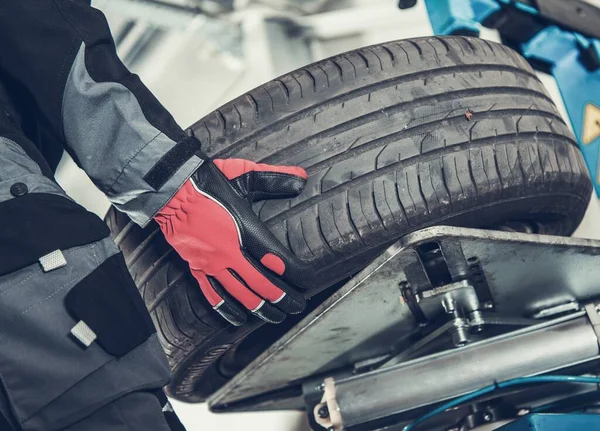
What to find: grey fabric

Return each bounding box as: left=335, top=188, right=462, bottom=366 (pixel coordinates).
left=0, top=384, right=18, bottom=430
left=24, top=335, right=170, bottom=431
left=0, top=137, right=66, bottom=203
left=0, top=98, right=173, bottom=429
left=0, top=236, right=171, bottom=431
left=62, top=44, right=202, bottom=227
left=59, top=393, right=171, bottom=431
left=0, top=238, right=118, bottom=426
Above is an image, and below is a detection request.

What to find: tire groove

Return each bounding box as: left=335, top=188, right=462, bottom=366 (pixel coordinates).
left=380, top=44, right=395, bottom=64
left=246, top=94, right=259, bottom=118
left=274, top=79, right=290, bottom=103
left=453, top=156, right=465, bottom=195
left=212, top=64, right=542, bottom=158
left=216, top=110, right=227, bottom=130
left=125, top=228, right=161, bottom=268
left=114, top=219, right=136, bottom=247
left=356, top=51, right=370, bottom=69
left=265, top=132, right=574, bottom=225
left=433, top=36, right=451, bottom=52
left=183, top=281, right=212, bottom=327
left=344, top=55, right=358, bottom=77
left=394, top=170, right=410, bottom=225
left=155, top=305, right=183, bottom=352
left=367, top=47, right=384, bottom=70
left=394, top=42, right=411, bottom=64
left=381, top=181, right=398, bottom=223
left=417, top=169, right=430, bottom=214
left=298, top=217, right=315, bottom=256
left=440, top=162, right=452, bottom=208
left=425, top=38, right=440, bottom=63
left=315, top=213, right=335, bottom=255
left=169, top=293, right=196, bottom=340
left=329, top=202, right=344, bottom=240
left=482, top=39, right=497, bottom=56
left=266, top=88, right=559, bottom=165
left=203, top=122, right=212, bottom=146
left=346, top=191, right=366, bottom=246
left=403, top=170, right=418, bottom=216
left=359, top=188, right=378, bottom=229
left=463, top=37, right=477, bottom=52
left=137, top=249, right=175, bottom=292
left=407, top=39, right=423, bottom=55
left=315, top=64, right=330, bottom=87
left=283, top=219, right=292, bottom=250
left=329, top=59, right=344, bottom=82
left=302, top=107, right=566, bottom=175
left=428, top=163, right=441, bottom=206
left=233, top=104, right=242, bottom=127
left=468, top=156, right=478, bottom=194
left=303, top=69, right=317, bottom=92
left=263, top=87, right=275, bottom=111
left=479, top=148, right=490, bottom=187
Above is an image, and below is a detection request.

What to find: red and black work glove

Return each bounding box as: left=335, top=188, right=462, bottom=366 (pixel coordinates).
left=155, top=152, right=311, bottom=326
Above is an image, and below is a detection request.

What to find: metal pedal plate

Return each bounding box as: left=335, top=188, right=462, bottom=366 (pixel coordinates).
left=209, top=226, right=600, bottom=411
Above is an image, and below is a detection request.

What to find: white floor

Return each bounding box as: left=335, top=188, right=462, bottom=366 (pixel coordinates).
left=170, top=401, right=310, bottom=431
left=574, top=194, right=600, bottom=240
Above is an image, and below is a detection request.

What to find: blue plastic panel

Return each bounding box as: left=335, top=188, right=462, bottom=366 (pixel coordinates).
left=424, top=0, right=479, bottom=35
left=498, top=414, right=600, bottom=430
left=522, top=27, right=600, bottom=193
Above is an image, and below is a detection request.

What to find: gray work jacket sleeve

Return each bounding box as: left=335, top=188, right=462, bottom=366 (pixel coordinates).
left=0, top=0, right=204, bottom=226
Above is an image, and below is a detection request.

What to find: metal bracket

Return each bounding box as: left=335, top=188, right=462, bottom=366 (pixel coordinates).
left=209, top=226, right=600, bottom=413
left=585, top=302, right=600, bottom=343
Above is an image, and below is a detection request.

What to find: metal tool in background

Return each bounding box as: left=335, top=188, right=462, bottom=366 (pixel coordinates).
left=401, top=0, right=600, bottom=195
left=209, top=226, right=600, bottom=430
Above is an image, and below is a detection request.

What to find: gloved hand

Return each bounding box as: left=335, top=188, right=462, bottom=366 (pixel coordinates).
left=155, top=151, right=311, bottom=326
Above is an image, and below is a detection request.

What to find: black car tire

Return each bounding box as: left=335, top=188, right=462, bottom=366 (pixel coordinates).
left=105, top=36, right=592, bottom=402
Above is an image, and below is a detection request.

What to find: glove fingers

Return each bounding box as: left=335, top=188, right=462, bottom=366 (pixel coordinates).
left=235, top=256, right=306, bottom=315
left=214, top=159, right=307, bottom=181
left=194, top=160, right=312, bottom=292
left=246, top=238, right=313, bottom=291
left=214, top=158, right=307, bottom=201
left=191, top=270, right=246, bottom=326
left=251, top=299, right=287, bottom=324
left=217, top=269, right=286, bottom=324
left=256, top=268, right=306, bottom=315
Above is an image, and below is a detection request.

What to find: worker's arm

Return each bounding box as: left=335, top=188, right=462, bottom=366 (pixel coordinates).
left=0, top=0, right=312, bottom=324
left=0, top=0, right=199, bottom=227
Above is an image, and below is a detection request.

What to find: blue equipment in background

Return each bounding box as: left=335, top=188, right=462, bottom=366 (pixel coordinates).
left=497, top=413, right=600, bottom=430
left=402, top=0, right=600, bottom=195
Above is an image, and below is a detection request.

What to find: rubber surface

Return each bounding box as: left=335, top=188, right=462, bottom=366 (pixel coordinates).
left=105, top=36, right=592, bottom=402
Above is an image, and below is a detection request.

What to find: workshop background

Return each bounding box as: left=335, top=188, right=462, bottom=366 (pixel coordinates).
left=54, top=0, right=600, bottom=429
